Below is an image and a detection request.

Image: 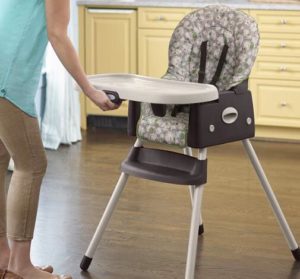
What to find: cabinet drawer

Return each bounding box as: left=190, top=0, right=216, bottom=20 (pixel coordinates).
left=258, top=33, right=300, bottom=57
left=250, top=79, right=300, bottom=128
left=138, top=8, right=191, bottom=29
left=251, top=56, right=300, bottom=80
left=250, top=10, right=300, bottom=33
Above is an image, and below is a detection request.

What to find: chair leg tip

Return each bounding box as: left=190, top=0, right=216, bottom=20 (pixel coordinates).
left=80, top=255, right=93, bottom=271
left=292, top=248, right=300, bottom=261
left=198, top=224, right=204, bottom=235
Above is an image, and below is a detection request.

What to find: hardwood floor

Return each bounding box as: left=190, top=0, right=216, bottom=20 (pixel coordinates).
left=6, top=129, right=300, bottom=279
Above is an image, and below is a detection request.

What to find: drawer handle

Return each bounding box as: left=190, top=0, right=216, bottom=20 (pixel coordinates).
left=280, top=101, right=288, bottom=107
left=155, top=15, right=167, bottom=21
left=279, top=65, right=288, bottom=72
left=280, top=18, right=288, bottom=24
left=280, top=42, right=287, bottom=48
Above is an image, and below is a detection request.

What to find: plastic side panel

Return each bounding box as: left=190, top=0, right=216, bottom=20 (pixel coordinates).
left=188, top=90, right=255, bottom=148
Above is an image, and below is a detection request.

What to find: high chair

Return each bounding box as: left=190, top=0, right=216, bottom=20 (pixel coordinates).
left=80, top=6, right=300, bottom=278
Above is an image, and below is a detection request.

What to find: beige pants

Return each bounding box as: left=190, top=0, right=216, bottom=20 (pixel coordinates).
left=0, top=98, right=47, bottom=241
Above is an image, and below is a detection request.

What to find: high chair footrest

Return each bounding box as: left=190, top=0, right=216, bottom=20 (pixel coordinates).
left=121, top=147, right=207, bottom=185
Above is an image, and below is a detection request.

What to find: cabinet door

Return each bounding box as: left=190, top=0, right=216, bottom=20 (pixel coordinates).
left=138, top=29, right=173, bottom=78
left=85, top=9, right=137, bottom=116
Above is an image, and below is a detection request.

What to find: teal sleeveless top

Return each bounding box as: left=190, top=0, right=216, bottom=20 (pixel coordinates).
left=0, top=0, right=48, bottom=117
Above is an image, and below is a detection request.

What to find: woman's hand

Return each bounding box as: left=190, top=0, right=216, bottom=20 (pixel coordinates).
left=85, top=88, right=120, bottom=111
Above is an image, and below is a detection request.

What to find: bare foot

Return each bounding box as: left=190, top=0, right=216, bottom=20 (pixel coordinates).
left=8, top=241, right=70, bottom=278
left=9, top=266, right=71, bottom=279
left=0, top=251, right=53, bottom=273
left=36, top=265, right=54, bottom=273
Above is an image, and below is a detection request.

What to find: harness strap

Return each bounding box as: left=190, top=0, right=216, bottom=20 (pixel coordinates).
left=198, top=41, right=208, bottom=83
left=210, top=44, right=229, bottom=85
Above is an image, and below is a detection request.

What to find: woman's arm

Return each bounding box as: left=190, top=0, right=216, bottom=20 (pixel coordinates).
left=45, top=0, right=117, bottom=111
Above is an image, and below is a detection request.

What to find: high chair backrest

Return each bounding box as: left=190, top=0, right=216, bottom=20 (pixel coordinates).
left=163, top=5, right=259, bottom=90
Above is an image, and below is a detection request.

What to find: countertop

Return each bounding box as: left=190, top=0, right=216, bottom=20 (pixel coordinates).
left=77, top=0, right=300, bottom=11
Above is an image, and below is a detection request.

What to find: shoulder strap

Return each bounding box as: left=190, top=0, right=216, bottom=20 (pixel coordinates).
left=210, top=44, right=229, bottom=86
left=198, top=41, right=208, bottom=83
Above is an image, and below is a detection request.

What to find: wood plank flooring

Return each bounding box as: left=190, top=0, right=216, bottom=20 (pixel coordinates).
left=6, top=129, right=300, bottom=279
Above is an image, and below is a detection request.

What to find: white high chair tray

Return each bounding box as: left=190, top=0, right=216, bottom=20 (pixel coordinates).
left=87, top=74, right=219, bottom=104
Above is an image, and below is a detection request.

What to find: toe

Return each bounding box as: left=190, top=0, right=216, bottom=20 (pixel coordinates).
left=36, top=266, right=54, bottom=274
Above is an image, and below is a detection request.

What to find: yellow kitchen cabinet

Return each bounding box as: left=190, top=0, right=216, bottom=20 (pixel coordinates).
left=138, top=8, right=191, bottom=78
left=79, top=7, right=137, bottom=128
left=249, top=10, right=300, bottom=140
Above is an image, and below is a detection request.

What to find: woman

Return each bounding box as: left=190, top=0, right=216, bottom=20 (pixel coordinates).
left=0, top=0, right=118, bottom=278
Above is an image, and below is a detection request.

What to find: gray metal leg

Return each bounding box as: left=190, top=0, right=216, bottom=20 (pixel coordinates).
left=183, top=147, right=205, bottom=235
left=185, top=184, right=204, bottom=279
left=197, top=148, right=207, bottom=232
left=183, top=147, right=195, bottom=204
left=242, top=139, right=300, bottom=259
left=185, top=148, right=207, bottom=279
left=81, top=172, right=129, bottom=270
left=197, top=187, right=204, bottom=231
